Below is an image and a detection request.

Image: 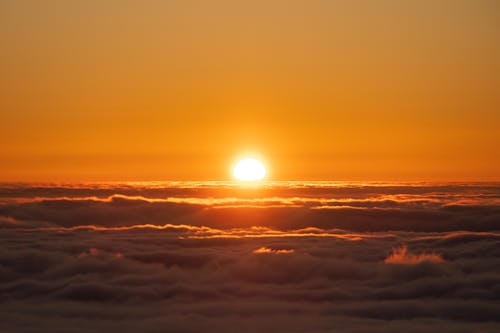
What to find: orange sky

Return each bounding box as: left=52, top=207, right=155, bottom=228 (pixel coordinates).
left=1, top=0, right=499, bottom=181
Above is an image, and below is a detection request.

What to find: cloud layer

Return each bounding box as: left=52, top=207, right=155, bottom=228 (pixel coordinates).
left=0, top=182, right=499, bottom=332
left=1, top=182, right=499, bottom=232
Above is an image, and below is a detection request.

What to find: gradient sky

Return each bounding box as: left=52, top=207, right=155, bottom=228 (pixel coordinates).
left=1, top=0, right=499, bottom=181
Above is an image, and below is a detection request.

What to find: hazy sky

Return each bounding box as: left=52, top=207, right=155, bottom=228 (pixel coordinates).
left=1, top=0, right=499, bottom=181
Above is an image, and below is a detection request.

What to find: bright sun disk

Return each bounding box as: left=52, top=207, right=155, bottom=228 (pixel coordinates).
left=233, top=158, right=266, bottom=181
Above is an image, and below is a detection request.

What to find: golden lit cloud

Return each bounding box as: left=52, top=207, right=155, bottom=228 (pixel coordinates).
left=384, top=245, right=445, bottom=265
left=253, top=247, right=294, bottom=254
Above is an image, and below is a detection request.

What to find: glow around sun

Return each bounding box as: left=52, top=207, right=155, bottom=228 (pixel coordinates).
left=233, top=158, right=266, bottom=181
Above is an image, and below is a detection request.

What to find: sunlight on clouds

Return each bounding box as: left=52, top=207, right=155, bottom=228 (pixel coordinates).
left=384, top=245, right=445, bottom=265
left=253, top=247, right=294, bottom=254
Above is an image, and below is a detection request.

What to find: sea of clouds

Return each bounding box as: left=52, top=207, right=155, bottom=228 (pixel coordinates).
left=1, top=182, right=499, bottom=332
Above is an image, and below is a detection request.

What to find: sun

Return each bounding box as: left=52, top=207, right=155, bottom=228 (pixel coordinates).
left=233, top=158, right=266, bottom=181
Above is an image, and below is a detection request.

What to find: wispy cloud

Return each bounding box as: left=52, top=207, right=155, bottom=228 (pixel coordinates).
left=384, top=245, right=445, bottom=264
left=253, top=247, right=295, bottom=254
